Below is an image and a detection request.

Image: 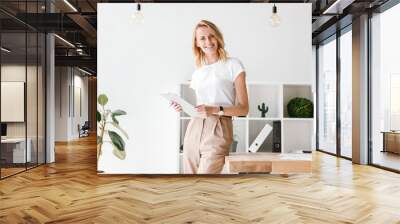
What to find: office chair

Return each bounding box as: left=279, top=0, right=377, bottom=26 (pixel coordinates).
left=79, top=121, right=90, bottom=138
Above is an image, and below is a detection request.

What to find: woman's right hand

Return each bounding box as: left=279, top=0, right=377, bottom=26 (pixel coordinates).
left=170, top=101, right=182, bottom=112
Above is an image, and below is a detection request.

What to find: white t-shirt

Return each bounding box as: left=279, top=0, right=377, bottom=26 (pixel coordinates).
left=190, top=57, right=245, bottom=106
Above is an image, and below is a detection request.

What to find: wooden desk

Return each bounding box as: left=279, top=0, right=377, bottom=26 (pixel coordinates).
left=382, top=131, right=400, bottom=154
left=225, top=152, right=312, bottom=174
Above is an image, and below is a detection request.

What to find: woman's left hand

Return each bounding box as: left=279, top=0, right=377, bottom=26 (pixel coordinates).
left=195, top=104, right=217, bottom=117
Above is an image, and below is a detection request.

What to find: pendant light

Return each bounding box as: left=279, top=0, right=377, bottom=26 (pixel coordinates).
left=270, top=4, right=281, bottom=27
left=133, top=2, right=144, bottom=23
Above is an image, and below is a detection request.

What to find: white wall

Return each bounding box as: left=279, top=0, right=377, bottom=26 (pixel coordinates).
left=98, top=3, right=312, bottom=174
left=55, top=67, right=68, bottom=141
left=55, top=67, right=89, bottom=141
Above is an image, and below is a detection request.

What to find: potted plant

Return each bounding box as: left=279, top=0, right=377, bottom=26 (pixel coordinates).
left=287, top=97, right=313, bottom=118
left=97, top=94, right=129, bottom=171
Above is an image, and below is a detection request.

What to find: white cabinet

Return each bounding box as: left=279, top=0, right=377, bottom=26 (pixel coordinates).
left=179, top=83, right=315, bottom=155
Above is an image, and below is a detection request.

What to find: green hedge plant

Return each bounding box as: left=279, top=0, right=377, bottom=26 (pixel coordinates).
left=287, top=97, right=313, bottom=118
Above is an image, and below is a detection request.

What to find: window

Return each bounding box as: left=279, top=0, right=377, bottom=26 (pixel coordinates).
left=318, top=37, right=337, bottom=154
left=370, top=3, right=400, bottom=171
left=340, top=29, right=352, bottom=158
left=0, top=2, right=47, bottom=179
left=390, top=74, right=400, bottom=130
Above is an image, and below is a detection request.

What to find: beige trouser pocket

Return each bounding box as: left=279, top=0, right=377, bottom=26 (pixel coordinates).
left=183, top=116, right=233, bottom=174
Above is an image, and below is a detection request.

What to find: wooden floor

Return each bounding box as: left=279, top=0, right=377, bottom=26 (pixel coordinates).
left=1, top=163, right=44, bottom=178
left=1, top=136, right=400, bottom=223
left=1, top=167, right=26, bottom=178
left=373, top=150, right=400, bottom=171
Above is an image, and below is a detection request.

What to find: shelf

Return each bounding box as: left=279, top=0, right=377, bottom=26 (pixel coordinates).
left=248, top=84, right=281, bottom=118
left=282, top=120, right=313, bottom=153
left=232, top=117, right=247, bottom=120
left=283, top=118, right=314, bottom=121
left=180, top=117, right=295, bottom=121
left=180, top=84, right=196, bottom=117
left=178, top=82, right=314, bottom=157
left=248, top=117, right=281, bottom=121
left=283, top=84, right=313, bottom=118
left=232, top=119, right=247, bottom=153
left=248, top=120, right=280, bottom=153
left=179, top=119, right=191, bottom=152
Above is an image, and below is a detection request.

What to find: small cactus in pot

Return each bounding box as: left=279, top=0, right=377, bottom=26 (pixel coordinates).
left=258, top=102, right=269, bottom=117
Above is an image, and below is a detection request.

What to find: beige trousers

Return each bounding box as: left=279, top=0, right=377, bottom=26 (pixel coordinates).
left=183, top=115, right=233, bottom=174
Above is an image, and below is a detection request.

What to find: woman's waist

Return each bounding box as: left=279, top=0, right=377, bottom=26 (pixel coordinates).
left=191, top=114, right=232, bottom=120
left=196, top=102, right=233, bottom=107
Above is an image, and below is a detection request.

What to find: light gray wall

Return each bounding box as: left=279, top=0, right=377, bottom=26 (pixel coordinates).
left=55, top=67, right=89, bottom=141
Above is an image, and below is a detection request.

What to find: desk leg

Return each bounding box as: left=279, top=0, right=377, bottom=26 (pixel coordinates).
left=382, top=133, right=386, bottom=152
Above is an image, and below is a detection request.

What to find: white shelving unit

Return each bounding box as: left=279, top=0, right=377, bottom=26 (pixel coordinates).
left=179, top=82, right=315, bottom=155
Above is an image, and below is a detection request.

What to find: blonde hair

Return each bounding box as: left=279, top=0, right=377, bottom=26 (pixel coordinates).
left=192, top=20, right=228, bottom=68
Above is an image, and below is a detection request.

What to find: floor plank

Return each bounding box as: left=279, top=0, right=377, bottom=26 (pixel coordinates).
left=0, top=135, right=400, bottom=223
left=373, top=151, right=400, bottom=171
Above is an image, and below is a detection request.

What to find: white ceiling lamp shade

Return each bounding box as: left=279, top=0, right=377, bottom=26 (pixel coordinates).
left=270, top=4, right=281, bottom=27
left=133, top=2, right=144, bottom=23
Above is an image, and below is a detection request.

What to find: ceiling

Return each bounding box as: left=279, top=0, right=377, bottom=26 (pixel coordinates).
left=0, top=0, right=391, bottom=75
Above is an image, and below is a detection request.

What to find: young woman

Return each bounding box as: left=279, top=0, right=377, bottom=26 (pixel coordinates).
left=172, top=20, right=249, bottom=174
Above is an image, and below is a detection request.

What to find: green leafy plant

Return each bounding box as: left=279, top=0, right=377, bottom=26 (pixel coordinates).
left=257, top=102, right=269, bottom=117
left=97, top=94, right=129, bottom=162
left=287, top=97, right=313, bottom=118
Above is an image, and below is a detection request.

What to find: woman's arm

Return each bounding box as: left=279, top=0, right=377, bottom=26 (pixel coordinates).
left=222, top=72, right=249, bottom=116
left=196, top=72, right=249, bottom=117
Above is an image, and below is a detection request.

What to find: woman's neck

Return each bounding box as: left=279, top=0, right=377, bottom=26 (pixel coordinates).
left=204, top=53, right=218, bottom=65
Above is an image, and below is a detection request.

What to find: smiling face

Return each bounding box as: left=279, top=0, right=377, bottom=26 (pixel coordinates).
left=192, top=20, right=227, bottom=67
left=195, top=26, right=219, bottom=56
